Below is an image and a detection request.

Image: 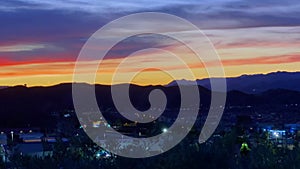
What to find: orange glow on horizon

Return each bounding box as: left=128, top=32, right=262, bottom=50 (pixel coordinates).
left=1, top=26, right=299, bottom=87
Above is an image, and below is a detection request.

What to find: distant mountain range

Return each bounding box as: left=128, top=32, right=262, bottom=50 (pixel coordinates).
left=167, top=71, right=300, bottom=94
left=1, top=71, right=300, bottom=128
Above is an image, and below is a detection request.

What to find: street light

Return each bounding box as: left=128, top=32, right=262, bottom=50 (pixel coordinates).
left=10, top=131, right=14, bottom=142
left=96, top=152, right=101, bottom=158
left=273, top=131, right=280, bottom=144
left=162, top=128, right=168, bottom=133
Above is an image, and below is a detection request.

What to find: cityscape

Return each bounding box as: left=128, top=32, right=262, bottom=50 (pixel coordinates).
left=1, top=72, right=300, bottom=168
left=1, top=0, right=300, bottom=169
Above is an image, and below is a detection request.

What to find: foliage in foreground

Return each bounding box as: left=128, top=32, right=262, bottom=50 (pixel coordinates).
left=4, top=129, right=300, bottom=169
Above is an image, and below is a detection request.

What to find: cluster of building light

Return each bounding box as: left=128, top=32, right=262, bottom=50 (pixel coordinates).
left=273, top=132, right=279, bottom=138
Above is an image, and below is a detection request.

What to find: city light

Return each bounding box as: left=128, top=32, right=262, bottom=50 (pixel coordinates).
left=162, top=128, right=168, bottom=133
left=96, top=152, right=101, bottom=158
left=10, top=131, right=14, bottom=142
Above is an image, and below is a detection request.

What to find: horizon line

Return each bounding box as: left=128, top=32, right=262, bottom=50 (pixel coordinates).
left=2, top=70, right=299, bottom=88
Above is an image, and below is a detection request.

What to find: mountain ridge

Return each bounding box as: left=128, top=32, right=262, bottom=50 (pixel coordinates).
left=167, top=71, right=300, bottom=93
left=1, top=82, right=300, bottom=128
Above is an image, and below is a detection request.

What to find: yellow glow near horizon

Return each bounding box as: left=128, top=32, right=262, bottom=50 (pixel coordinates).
left=1, top=62, right=300, bottom=87
left=1, top=27, right=299, bottom=87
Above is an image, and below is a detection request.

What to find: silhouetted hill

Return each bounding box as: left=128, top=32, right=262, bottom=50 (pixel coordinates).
left=168, top=71, right=300, bottom=94
left=1, top=83, right=300, bottom=128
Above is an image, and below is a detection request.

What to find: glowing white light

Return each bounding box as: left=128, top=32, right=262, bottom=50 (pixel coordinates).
left=162, top=128, right=168, bottom=133
left=273, top=132, right=279, bottom=138
left=96, top=153, right=101, bottom=158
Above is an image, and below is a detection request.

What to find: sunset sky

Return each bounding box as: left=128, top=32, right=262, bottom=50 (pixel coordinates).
left=0, top=0, right=300, bottom=86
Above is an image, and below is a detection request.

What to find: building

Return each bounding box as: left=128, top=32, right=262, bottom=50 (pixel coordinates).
left=19, top=132, right=43, bottom=143
left=0, top=133, right=7, bottom=145
left=268, top=130, right=287, bottom=147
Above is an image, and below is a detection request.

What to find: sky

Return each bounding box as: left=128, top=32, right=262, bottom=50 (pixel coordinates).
left=0, top=0, right=299, bottom=86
